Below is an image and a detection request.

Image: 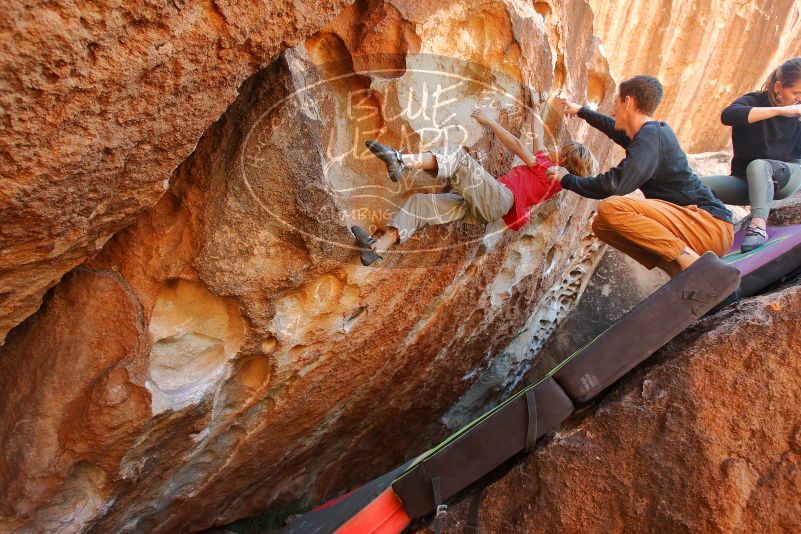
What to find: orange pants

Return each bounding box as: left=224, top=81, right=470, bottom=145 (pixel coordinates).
left=592, top=196, right=734, bottom=269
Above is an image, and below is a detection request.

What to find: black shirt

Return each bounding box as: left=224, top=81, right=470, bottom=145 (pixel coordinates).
left=721, top=90, right=801, bottom=177
left=561, top=107, right=732, bottom=223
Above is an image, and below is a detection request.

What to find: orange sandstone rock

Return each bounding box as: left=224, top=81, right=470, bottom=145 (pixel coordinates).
left=0, top=0, right=354, bottom=344
left=428, top=280, right=801, bottom=534
left=587, top=0, right=801, bottom=153
left=0, top=1, right=618, bottom=531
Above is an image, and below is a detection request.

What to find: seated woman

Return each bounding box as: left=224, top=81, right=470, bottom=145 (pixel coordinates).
left=700, top=57, right=801, bottom=252
left=351, top=106, right=598, bottom=266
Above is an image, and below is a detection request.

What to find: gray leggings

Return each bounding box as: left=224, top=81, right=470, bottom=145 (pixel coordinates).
left=699, top=159, right=801, bottom=219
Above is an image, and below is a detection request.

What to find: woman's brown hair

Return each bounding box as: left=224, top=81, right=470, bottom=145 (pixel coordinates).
left=762, top=57, right=801, bottom=105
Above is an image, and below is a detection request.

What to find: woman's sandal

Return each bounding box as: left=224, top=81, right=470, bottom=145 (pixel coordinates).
left=741, top=223, right=768, bottom=253
left=351, top=225, right=382, bottom=266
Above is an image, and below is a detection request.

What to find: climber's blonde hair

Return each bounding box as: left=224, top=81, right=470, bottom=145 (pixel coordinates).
left=550, top=141, right=598, bottom=177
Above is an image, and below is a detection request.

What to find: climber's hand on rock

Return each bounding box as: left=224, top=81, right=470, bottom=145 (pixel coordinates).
left=471, top=108, right=494, bottom=125
left=547, top=165, right=568, bottom=181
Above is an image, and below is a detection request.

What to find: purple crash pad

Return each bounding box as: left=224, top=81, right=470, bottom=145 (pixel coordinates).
left=723, top=224, right=801, bottom=297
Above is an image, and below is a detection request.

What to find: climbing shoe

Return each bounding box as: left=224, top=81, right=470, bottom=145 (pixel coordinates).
left=351, top=225, right=382, bottom=266
left=366, top=140, right=406, bottom=182
left=741, top=224, right=768, bottom=253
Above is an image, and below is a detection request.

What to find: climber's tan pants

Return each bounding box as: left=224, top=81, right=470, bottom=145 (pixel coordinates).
left=388, top=144, right=513, bottom=243
left=591, top=196, right=733, bottom=269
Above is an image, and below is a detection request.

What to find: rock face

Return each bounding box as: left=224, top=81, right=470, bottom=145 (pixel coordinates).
left=0, top=0, right=353, bottom=344
left=770, top=191, right=801, bottom=227
left=588, top=0, right=801, bottom=153
left=430, top=279, right=801, bottom=533
left=0, top=1, right=619, bottom=531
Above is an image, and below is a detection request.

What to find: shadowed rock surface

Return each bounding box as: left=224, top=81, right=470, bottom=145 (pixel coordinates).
left=0, top=0, right=618, bottom=530
left=528, top=248, right=668, bottom=384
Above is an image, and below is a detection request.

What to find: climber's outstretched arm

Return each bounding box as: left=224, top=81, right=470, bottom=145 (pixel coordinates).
left=530, top=109, right=546, bottom=153
left=471, top=108, right=538, bottom=167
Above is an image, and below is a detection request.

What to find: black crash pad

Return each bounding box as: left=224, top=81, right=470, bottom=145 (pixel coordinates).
left=554, top=252, right=740, bottom=404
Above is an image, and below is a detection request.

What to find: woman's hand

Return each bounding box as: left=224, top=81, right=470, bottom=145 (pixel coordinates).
left=555, top=97, right=582, bottom=117
left=471, top=107, right=494, bottom=125
left=781, top=103, right=801, bottom=118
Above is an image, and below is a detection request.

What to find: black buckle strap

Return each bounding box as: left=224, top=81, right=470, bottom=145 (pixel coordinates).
left=462, top=390, right=537, bottom=534
left=524, top=389, right=538, bottom=452
left=681, top=289, right=716, bottom=303
left=421, top=462, right=447, bottom=534
left=464, top=484, right=486, bottom=534
left=431, top=474, right=446, bottom=534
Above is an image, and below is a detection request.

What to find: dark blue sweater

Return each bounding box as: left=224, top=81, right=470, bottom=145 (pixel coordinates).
left=721, top=91, right=801, bottom=177
left=561, top=107, right=733, bottom=223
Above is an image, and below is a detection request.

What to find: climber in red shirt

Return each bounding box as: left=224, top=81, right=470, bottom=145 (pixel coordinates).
left=351, top=106, right=598, bottom=265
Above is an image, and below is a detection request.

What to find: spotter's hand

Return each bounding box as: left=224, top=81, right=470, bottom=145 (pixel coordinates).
left=547, top=165, right=569, bottom=181
left=554, top=97, right=582, bottom=117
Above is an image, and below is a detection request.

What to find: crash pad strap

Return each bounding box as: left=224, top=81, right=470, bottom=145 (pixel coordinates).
left=392, top=379, right=574, bottom=519
left=464, top=484, right=486, bottom=534
left=681, top=289, right=716, bottom=303
left=424, top=465, right=447, bottom=534
left=524, top=389, right=538, bottom=453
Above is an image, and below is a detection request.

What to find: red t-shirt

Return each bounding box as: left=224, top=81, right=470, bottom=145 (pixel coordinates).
left=498, top=150, right=562, bottom=231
